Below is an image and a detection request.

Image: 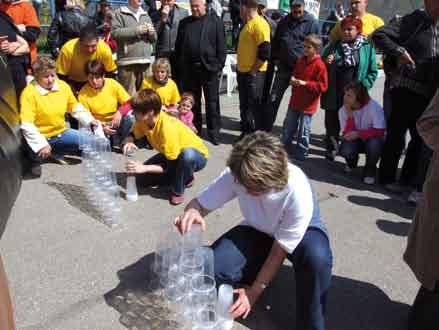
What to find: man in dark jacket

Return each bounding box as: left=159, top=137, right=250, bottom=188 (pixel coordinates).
left=174, top=0, right=226, bottom=145
left=152, top=0, right=188, bottom=82
left=47, top=2, right=94, bottom=59
left=270, top=0, right=319, bottom=128
left=372, top=0, right=439, bottom=201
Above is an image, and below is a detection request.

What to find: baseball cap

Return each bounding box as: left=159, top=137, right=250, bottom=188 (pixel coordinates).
left=290, top=0, right=305, bottom=6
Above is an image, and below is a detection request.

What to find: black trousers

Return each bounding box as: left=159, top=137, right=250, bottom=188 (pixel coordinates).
left=324, top=109, right=340, bottom=152
left=378, top=88, right=431, bottom=185
left=409, top=284, right=439, bottom=330
left=181, top=65, right=221, bottom=134
left=237, top=71, right=266, bottom=133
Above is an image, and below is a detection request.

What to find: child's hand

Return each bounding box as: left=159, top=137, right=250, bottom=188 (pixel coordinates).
left=344, top=131, right=359, bottom=141
left=126, top=160, right=147, bottom=174
left=111, top=111, right=122, bottom=128
left=326, top=54, right=335, bottom=65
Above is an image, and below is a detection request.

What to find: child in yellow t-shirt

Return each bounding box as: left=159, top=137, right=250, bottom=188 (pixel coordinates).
left=140, top=58, right=180, bottom=113
left=79, top=60, right=134, bottom=147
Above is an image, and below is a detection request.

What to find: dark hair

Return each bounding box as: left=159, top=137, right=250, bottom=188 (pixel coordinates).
left=241, top=0, right=258, bottom=9
left=341, top=15, right=363, bottom=34
left=344, top=81, right=370, bottom=107
left=130, top=89, right=162, bottom=115
left=85, top=60, right=105, bottom=76
left=180, top=92, right=195, bottom=106
left=79, top=26, right=99, bottom=42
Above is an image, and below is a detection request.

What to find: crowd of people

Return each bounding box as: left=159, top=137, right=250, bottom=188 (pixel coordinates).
left=0, top=0, right=438, bottom=329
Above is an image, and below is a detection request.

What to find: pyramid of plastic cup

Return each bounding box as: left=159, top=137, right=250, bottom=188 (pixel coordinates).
left=153, top=225, right=234, bottom=329
left=79, top=124, right=122, bottom=227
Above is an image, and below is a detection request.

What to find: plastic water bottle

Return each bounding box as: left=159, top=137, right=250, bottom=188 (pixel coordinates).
left=126, top=175, right=138, bottom=202
left=217, top=284, right=234, bottom=330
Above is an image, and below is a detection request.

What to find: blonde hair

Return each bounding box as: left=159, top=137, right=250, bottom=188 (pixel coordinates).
left=227, top=131, right=289, bottom=193
left=152, top=58, right=172, bottom=78
left=32, top=56, right=57, bottom=79
left=304, top=34, right=322, bottom=50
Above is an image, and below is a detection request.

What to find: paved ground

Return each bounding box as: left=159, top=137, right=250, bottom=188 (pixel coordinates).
left=1, top=75, right=418, bottom=330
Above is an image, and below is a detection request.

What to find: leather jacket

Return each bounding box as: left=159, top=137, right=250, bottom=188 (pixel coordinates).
left=47, top=8, right=94, bottom=58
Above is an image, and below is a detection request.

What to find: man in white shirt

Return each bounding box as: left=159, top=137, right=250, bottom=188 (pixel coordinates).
left=174, top=131, right=332, bottom=330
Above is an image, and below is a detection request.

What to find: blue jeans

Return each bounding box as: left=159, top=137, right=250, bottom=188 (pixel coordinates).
left=25, top=129, right=94, bottom=165
left=212, top=226, right=332, bottom=330
left=106, top=113, right=135, bottom=146
left=143, top=148, right=207, bottom=195
left=282, top=109, right=312, bottom=159
left=339, top=137, right=384, bottom=176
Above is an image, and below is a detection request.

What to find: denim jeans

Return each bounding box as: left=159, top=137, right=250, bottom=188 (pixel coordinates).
left=142, top=148, right=207, bottom=195
left=282, top=109, right=312, bottom=159
left=339, top=137, right=384, bottom=177
left=25, top=128, right=94, bottom=165
left=107, top=113, right=135, bottom=146
left=212, top=225, right=332, bottom=330
left=237, top=71, right=266, bottom=133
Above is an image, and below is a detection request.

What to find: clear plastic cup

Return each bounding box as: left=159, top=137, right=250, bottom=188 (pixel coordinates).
left=200, top=247, right=215, bottom=278
left=182, top=224, right=202, bottom=253
left=191, top=275, right=217, bottom=311
left=195, top=306, right=219, bottom=330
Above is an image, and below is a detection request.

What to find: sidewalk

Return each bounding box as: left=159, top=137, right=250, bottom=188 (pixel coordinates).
left=0, top=76, right=418, bottom=330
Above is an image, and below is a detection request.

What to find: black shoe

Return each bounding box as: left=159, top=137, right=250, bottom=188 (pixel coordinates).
left=207, top=132, right=220, bottom=146
left=325, top=150, right=336, bottom=161
left=30, top=164, right=42, bottom=178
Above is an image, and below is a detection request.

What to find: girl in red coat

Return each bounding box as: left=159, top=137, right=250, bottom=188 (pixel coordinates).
left=282, top=34, right=328, bottom=160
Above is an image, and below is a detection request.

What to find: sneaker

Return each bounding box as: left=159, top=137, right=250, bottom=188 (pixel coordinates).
left=343, top=164, right=353, bottom=173
left=363, top=176, right=376, bottom=185
left=384, top=183, right=409, bottom=194
left=407, top=191, right=422, bottom=204
left=170, top=194, right=185, bottom=205
left=30, top=164, right=42, bottom=178
left=186, top=178, right=194, bottom=188
left=50, top=156, right=69, bottom=165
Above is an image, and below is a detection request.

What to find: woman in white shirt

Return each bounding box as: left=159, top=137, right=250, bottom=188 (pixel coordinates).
left=174, top=131, right=332, bottom=330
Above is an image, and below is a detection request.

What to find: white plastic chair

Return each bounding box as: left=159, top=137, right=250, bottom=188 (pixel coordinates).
left=219, top=54, right=237, bottom=97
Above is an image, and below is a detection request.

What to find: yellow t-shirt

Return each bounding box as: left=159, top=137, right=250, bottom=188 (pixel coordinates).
left=78, top=78, right=131, bottom=122
left=56, top=38, right=117, bottom=82
left=20, top=80, right=78, bottom=138
left=140, top=76, right=180, bottom=107
left=133, top=110, right=208, bottom=160
left=329, top=13, right=384, bottom=42
left=237, top=15, right=270, bottom=73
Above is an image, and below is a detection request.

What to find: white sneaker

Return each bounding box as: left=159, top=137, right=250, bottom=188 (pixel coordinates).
left=363, top=176, right=375, bottom=185
left=408, top=191, right=422, bottom=204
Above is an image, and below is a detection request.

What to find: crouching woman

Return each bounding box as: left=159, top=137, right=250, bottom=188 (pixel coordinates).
left=122, top=89, right=208, bottom=205
left=20, top=56, right=99, bottom=177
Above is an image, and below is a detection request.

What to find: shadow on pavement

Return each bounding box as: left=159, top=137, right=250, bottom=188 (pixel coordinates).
left=238, top=264, right=410, bottom=330
left=348, top=195, right=415, bottom=220
left=376, top=219, right=411, bottom=237
left=45, top=181, right=103, bottom=222
left=105, top=259, right=410, bottom=330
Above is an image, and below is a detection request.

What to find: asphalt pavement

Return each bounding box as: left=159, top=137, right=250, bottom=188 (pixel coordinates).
left=0, top=75, right=419, bottom=330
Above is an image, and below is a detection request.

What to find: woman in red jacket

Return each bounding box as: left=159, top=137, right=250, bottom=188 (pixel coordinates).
left=282, top=34, right=328, bottom=160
